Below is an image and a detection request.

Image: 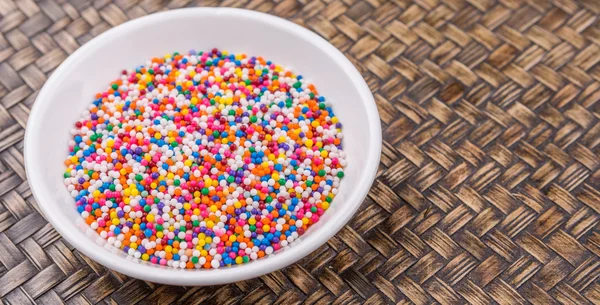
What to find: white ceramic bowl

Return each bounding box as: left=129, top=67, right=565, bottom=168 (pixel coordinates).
left=24, top=7, right=381, bottom=285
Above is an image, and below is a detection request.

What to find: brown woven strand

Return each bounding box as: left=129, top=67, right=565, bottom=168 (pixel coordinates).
left=1, top=0, right=600, bottom=304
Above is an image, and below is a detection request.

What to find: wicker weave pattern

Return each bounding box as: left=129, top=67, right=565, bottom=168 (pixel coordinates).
left=1, top=0, right=600, bottom=304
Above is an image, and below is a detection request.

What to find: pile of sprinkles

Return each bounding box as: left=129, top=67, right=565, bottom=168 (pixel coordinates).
left=63, top=49, right=347, bottom=269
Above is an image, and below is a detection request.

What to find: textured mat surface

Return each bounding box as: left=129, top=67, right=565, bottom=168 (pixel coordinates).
left=1, top=0, right=600, bottom=304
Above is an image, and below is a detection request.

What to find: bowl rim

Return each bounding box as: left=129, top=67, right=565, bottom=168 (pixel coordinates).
left=24, top=7, right=382, bottom=285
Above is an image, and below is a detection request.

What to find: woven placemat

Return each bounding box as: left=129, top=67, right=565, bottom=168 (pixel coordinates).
left=1, top=0, right=600, bottom=304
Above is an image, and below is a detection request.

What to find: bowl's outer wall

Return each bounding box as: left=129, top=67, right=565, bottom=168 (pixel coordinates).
left=25, top=8, right=381, bottom=285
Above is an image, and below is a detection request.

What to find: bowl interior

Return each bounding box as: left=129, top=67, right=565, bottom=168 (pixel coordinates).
left=25, top=8, right=380, bottom=285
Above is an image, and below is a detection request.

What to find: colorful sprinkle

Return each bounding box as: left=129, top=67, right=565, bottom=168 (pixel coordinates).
left=63, top=49, right=347, bottom=269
